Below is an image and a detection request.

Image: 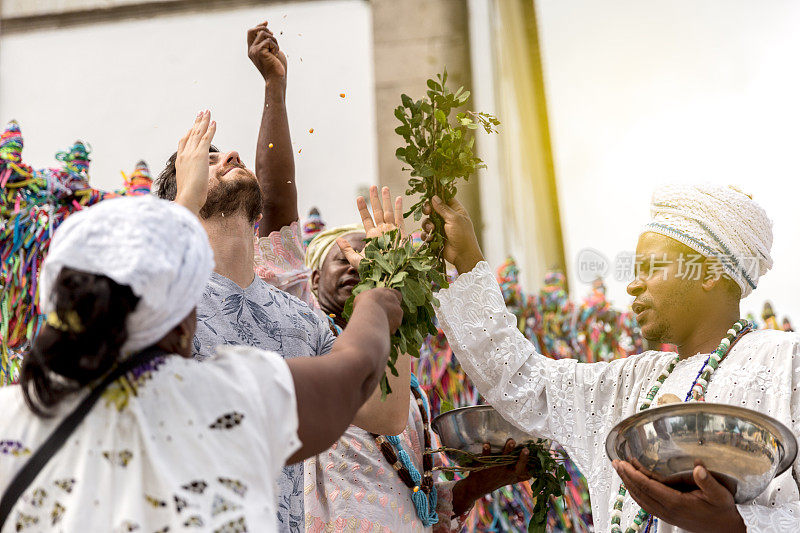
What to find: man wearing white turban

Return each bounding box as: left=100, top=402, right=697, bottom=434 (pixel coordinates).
left=0, top=192, right=405, bottom=531
left=413, top=186, right=800, bottom=533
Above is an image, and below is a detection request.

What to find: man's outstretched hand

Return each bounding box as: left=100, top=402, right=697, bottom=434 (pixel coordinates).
left=337, top=185, right=405, bottom=269
left=247, top=21, right=287, bottom=83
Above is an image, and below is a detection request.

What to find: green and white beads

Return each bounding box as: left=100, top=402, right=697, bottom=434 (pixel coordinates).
left=638, top=356, right=678, bottom=411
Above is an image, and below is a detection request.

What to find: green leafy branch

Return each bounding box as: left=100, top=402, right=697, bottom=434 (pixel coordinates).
left=343, top=70, right=499, bottom=397
left=345, top=70, right=567, bottom=532
left=394, top=69, right=499, bottom=270
left=343, top=229, right=446, bottom=397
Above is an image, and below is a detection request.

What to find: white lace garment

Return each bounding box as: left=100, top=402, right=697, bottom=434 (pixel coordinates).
left=435, top=261, right=800, bottom=533
left=0, top=346, right=300, bottom=532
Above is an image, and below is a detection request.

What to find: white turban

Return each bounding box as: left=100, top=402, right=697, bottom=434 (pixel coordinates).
left=642, top=184, right=773, bottom=298
left=304, top=224, right=364, bottom=271
left=39, top=195, right=214, bottom=354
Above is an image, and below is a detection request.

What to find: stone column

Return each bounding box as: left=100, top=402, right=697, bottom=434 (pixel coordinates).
left=370, top=0, right=482, bottom=237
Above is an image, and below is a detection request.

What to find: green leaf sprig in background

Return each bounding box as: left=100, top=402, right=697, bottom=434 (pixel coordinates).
left=434, top=440, right=571, bottom=533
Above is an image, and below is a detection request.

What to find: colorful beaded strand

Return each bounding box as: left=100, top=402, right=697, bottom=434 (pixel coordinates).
left=372, top=373, right=439, bottom=526
left=327, top=315, right=439, bottom=526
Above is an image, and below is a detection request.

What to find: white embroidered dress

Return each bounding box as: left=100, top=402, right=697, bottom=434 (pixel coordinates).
left=0, top=346, right=300, bottom=533
left=435, top=262, right=800, bottom=533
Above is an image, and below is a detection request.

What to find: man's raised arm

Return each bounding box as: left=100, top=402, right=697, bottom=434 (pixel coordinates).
left=247, top=21, right=297, bottom=236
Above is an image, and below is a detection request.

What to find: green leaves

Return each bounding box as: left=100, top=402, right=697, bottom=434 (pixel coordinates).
left=392, top=72, right=500, bottom=274
left=522, top=441, right=571, bottom=532
left=343, top=72, right=565, bottom=531
left=393, top=72, right=499, bottom=201
left=342, top=229, right=446, bottom=398
left=344, top=71, right=500, bottom=399
left=439, top=399, right=455, bottom=414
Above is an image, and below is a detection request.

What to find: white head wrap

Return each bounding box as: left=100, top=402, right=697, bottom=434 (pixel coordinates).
left=304, top=224, right=364, bottom=271
left=39, top=195, right=214, bottom=354
left=641, top=184, right=773, bottom=298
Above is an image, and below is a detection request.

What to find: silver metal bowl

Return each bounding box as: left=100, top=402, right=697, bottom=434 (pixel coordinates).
left=432, top=405, right=547, bottom=464
left=606, top=403, right=797, bottom=503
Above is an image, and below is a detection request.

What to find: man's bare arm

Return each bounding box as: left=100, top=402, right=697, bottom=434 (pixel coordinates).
left=351, top=351, right=411, bottom=436
left=247, top=21, right=297, bottom=236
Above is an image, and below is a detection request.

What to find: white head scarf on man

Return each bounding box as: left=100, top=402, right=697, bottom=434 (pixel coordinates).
left=38, top=195, right=214, bottom=354
left=641, top=184, right=773, bottom=298
left=304, top=224, right=364, bottom=271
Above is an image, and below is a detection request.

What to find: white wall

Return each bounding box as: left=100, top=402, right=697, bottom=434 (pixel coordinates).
left=536, top=0, right=800, bottom=324
left=0, top=0, right=377, bottom=227
left=467, top=0, right=505, bottom=268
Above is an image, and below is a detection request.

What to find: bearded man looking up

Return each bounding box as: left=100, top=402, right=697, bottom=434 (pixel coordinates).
left=152, top=22, right=340, bottom=532
left=422, top=184, right=800, bottom=533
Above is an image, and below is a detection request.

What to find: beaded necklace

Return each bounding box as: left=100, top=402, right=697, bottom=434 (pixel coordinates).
left=325, top=314, right=439, bottom=527
left=371, top=374, right=439, bottom=526
left=610, top=319, right=751, bottom=533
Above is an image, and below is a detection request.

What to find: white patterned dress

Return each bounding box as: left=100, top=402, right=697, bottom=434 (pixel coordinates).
left=435, top=261, right=800, bottom=533
left=0, top=345, right=300, bottom=532
left=253, top=223, right=469, bottom=532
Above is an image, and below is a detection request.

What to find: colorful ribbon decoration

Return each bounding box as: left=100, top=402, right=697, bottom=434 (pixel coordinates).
left=0, top=121, right=152, bottom=385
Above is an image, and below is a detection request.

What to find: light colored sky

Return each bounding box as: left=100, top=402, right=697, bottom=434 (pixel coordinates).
left=537, top=0, right=800, bottom=324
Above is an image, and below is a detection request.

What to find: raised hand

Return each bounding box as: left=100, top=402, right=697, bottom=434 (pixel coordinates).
left=422, top=195, right=484, bottom=274
left=337, top=185, right=405, bottom=268
left=247, top=21, right=287, bottom=83
left=175, top=110, right=216, bottom=216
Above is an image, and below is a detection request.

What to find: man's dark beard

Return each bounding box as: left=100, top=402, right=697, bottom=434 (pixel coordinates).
left=199, top=175, right=262, bottom=223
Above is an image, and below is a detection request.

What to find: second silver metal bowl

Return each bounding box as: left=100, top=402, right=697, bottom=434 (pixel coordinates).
left=605, top=402, right=797, bottom=503
left=432, top=405, right=546, bottom=464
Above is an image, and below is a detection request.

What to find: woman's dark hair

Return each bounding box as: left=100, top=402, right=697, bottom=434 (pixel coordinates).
left=21, top=267, right=140, bottom=416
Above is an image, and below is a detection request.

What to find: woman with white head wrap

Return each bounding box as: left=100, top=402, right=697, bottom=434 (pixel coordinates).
left=0, top=116, right=403, bottom=532
left=305, top=223, right=366, bottom=322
